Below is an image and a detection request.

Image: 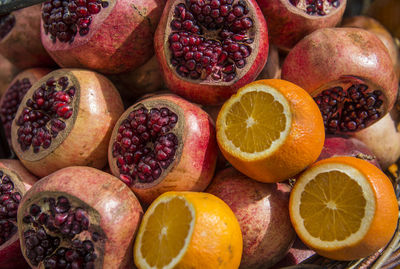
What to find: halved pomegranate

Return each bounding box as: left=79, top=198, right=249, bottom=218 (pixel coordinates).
left=281, top=27, right=398, bottom=134
left=0, top=5, right=55, bottom=69
left=0, top=68, right=51, bottom=147
left=155, top=0, right=269, bottom=105
left=11, top=69, right=124, bottom=177
left=41, top=0, right=165, bottom=74
left=17, top=166, right=143, bottom=269
left=108, top=93, right=218, bottom=205
left=256, top=0, right=346, bottom=51
left=0, top=159, right=37, bottom=269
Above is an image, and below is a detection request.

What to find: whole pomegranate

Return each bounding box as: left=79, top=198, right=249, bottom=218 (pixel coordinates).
left=108, top=93, right=218, bottom=205
left=318, top=135, right=380, bottom=168
left=11, top=69, right=124, bottom=177
left=0, top=55, right=19, bottom=96
left=41, top=0, right=165, bottom=74
left=0, top=5, right=55, bottom=69
left=207, top=167, right=296, bottom=269
left=281, top=27, right=398, bottom=134
left=155, top=0, right=269, bottom=105
left=0, top=68, right=51, bottom=147
left=17, top=166, right=143, bottom=269
left=256, top=44, right=281, bottom=80
left=256, top=0, right=347, bottom=51
left=271, top=237, right=315, bottom=268
left=0, top=159, right=37, bottom=269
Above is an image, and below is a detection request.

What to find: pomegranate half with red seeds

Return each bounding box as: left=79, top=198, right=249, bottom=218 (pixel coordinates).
left=0, top=68, right=51, bottom=147
left=41, top=0, right=165, bottom=74
left=0, top=159, right=37, bottom=269
left=108, top=94, right=218, bottom=205
left=17, top=166, right=143, bottom=269
left=155, top=0, right=269, bottom=105
left=0, top=5, right=55, bottom=69
left=281, top=27, right=398, bottom=134
left=256, top=0, right=346, bottom=51
left=11, top=69, right=124, bottom=177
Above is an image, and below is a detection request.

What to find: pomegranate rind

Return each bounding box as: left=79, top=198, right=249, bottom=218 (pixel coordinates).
left=17, top=166, right=143, bottom=269
left=0, top=5, right=55, bottom=69
left=206, top=167, right=295, bottom=269
left=108, top=94, right=218, bottom=205
left=41, top=0, right=165, bottom=74
left=155, top=0, right=269, bottom=105
left=0, top=55, right=19, bottom=97
left=0, top=160, right=37, bottom=269
left=281, top=27, right=398, bottom=129
left=11, top=69, right=124, bottom=177
left=257, top=0, right=346, bottom=51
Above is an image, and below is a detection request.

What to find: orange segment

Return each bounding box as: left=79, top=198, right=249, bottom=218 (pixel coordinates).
left=134, top=192, right=243, bottom=269
left=217, top=79, right=325, bottom=183
left=290, top=156, right=399, bottom=260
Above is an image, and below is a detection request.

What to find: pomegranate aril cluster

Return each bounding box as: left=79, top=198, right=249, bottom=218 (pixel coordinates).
left=0, top=14, right=15, bottom=39
left=0, top=78, right=32, bottom=140
left=0, top=170, right=21, bottom=244
left=112, top=107, right=179, bottom=184
left=16, top=76, right=75, bottom=153
left=289, top=0, right=340, bottom=16
left=22, top=196, right=98, bottom=268
left=169, top=0, right=254, bottom=82
left=314, top=84, right=384, bottom=133
left=42, top=0, right=109, bottom=43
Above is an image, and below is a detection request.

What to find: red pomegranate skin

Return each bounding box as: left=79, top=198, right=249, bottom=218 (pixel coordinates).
left=0, top=55, right=19, bottom=96
left=281, top=27, right=398, bottom=118
left=206, top=167, right=296, bottom=269
left=256, top=0, right=346, bottom=51
left=154, top=0, right=269, bottom=105
left=271, top=237, right=316, bottom=268
left=0, top=159, right=37, bottom=269
left=41, top=0, right=165, bottom=74
left=109, top=94, right=218, bottom=205
left=17, top=166, right=143, bottom=269
left=317, top=135, right=380, bottom=168
left=0, top=5, right=55, bottom=69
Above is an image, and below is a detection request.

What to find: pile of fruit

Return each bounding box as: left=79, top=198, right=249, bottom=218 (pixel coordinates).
left=0, top=0, right=399, bottom=268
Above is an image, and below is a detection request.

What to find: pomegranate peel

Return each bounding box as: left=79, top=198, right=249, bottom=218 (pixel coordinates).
left=108, top=93, right=218, bottom=205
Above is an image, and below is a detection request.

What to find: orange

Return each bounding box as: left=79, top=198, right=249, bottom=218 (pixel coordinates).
left=289, top=156, right=399, bottom=260
left=134, top=191, right=243, bottom=269
left=216, top=79, right=325, bottom=183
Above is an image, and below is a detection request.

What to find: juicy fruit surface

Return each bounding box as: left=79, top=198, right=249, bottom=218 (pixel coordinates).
left=289, top=0, right=340, bottom=16
left=42, top=0, right=109, bottom=43
left=134, top=191, right=243, bottom=269
left=168, top=0, right=257, bottom=83
left=111, top=106, right=179, bottom=185
left=290, top=157, right=399, bottom=260
left=217, top=79, right=325, bottom=182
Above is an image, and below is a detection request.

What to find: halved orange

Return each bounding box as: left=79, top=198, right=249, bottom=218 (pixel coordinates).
left=134, top=191, right=243, bottom=269
left=216, top=79, right=325, bottom=183
left=289, top=156, right=399, bottom=260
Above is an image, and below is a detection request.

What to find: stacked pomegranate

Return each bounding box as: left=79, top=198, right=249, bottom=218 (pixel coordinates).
left=0, top=0, right=399, bottom=268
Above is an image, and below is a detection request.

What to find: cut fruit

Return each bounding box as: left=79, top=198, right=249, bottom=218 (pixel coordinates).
left=134, top=191, right=243, bottom=269
left=216, top=79, right=325, bottom=182
left=289, top=156, right=399, bottom=260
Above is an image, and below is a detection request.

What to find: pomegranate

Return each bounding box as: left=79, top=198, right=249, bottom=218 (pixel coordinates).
left=0, top=55, right=19, bottom=97
left=0, top=68, right=51, bottom=147
left=341, top=16, right=399, bottom=69
left=11, top=69, right=124, bottom=177
left=256, top=44, right=281, bottom=80
left=41, top=0, right=165, bottom=74
left=281, top=27, right=398, bottom=134
left=0, top=159, right=37, bottom=269
left=317, top=135, right=380, bottom=168
left=0, top=5, right=55, bottom=69
left=206, top=167, right=296, bottom=269
left=17, top=166, right=143, bottom=269
left=108, top=93, right=218, bottom=205
left=256, top=0, right=346, bottom=51
left=271, top=237, right=315, bottom=268
left=351, top=110, right=400, bottom=170
left=108, top=56, right=166, bottom=101
left=154, top=0, right=269, bottom=105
